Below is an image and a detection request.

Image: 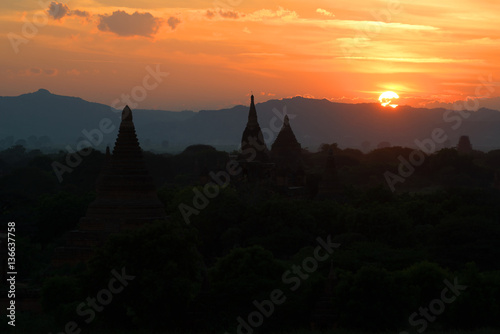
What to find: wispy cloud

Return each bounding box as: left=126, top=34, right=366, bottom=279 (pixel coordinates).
left=316, top=8, right=335, bottom=17
left=238, top=53, right=286, bottom=57
left=19, top=68, right=59, bottom=76
left=47, top=1, right=90, bottom=20
left=224, top=7, right=438, bottom=32
left=205, top=9, right=241, bottom=20
left=337, top=56, right=481, bottom=63
left=167, top=16, right=181, bottom=30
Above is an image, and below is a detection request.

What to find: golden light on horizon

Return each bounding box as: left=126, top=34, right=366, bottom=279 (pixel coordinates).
left=379, top=91, right=399, bottom=108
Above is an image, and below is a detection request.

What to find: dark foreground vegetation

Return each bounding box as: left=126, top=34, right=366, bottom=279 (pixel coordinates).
left=1, top=144, right=500, bottom=333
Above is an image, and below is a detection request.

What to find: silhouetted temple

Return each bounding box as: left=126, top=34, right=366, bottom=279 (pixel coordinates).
left=53, top=106, right=166, bottom=265
left=457, top=135, right=473, bottom=154
left=240, top=95, right=269, bottom=162
left=80, top=106, right=166, bottom=231
left=237, top=95, right=308, bottom=190
left=271, top=115, right=305, bottom=187
left=238, top=95, right=273, bottom=182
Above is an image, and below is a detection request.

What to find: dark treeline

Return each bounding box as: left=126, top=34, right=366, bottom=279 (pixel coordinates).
left=1, top=144, right=500, bottom=333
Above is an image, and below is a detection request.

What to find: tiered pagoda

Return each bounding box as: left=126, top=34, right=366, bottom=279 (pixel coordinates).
left=53, top=106, right=166, bottom=266
left=270, top=115, right=305, bottom=187
left=240, top=95, right=269, bottom=162
left=457, top=135, right=473, bottom=154
left=238, top=95, right=273, bottom=181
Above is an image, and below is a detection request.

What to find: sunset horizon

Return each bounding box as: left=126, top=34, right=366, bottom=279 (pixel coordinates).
left=2, top=0, right=499, bottom=111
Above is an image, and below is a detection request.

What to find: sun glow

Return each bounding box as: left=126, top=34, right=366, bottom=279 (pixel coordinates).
left=379, top=91, right=399, bottom=108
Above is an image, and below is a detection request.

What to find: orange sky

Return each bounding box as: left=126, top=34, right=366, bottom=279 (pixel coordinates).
left=1, top=0, right=499, bottom=110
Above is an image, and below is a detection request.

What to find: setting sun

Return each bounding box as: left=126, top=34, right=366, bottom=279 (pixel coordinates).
left=379, top=91, right=399, bottom=108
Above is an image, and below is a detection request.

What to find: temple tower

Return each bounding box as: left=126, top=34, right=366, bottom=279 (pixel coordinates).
left=457, top=135, right=473, bottom=154
left=270, top=115, right=304, bottom=187
left=79, top=106, right=166, bottom=232
left=240, top=95, right=269, bottom=162
left=53, top=106, right=166, bottom=265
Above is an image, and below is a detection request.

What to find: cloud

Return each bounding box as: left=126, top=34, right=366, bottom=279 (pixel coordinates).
left=205, top=10, right=216, bottom=19
left=47, top=2, right=70, bottom=20
left=19, top=68, right=58, bottom=76
left=219, top=10, right=239, bottom=19
left=205, top=9, right=240, bottom=19
left=66, top=69, right=81, bottom=76
left=98, top=11, right=163, bottom=37
left=30, top=68, right=41, bottom=75
left=167, top=16, right=181, bottom=30
left=246, top=7, right=298, bottom=21
left=72, top=9, right=91, bottom=18
left=232, top=7, right=437, bottom=33
left=47, top=2, right=91, bottom=20
left=239, top=52, right=285, bottom=57
left=316, top=8, right=335, bottom=17
left=44, top=69, right=59, bottom=76
left=336, top=56, right=481, bottom=63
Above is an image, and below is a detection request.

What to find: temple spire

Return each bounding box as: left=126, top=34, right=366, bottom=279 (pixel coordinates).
left=270, top=113, right=304, bottom=186
left=283, top=115, right=290, bottom=127
left=240, top=94, right=269, bottom=162
left=122, top=105, right=133, bottom=121
left=247, top=94, right=258, bottom=129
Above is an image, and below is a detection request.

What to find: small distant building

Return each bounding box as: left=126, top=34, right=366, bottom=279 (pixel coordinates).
left=457, top=135, right=473, bottom=154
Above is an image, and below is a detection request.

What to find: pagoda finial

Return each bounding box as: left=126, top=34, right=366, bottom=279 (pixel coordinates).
left=284, top=114, right=290, bottom=127
left=122, top=105, right=133, bottom=121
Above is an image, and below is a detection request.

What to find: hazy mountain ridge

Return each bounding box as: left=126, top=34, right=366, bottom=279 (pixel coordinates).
left=1, top=89, right=500, bottom=152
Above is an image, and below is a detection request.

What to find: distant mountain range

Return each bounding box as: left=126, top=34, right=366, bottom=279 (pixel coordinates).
left=2, top=89, right=500, bottom=153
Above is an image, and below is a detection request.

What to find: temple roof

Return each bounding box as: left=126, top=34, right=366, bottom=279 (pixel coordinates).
left=271, top=115, right=301, bottom=153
